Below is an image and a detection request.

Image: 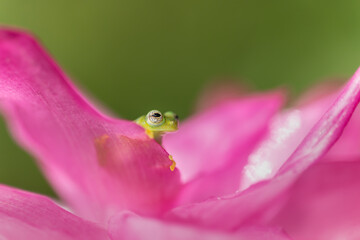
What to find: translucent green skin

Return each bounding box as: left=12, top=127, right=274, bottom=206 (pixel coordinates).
left=135, top=111, right=179, bottom=144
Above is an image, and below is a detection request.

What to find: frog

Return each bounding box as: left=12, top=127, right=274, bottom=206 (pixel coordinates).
left=135, top=110, right=179, bottom=171
left=135, top=110, right=179, bottom=144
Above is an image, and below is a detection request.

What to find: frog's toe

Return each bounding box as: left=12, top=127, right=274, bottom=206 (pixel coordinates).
left=169, top=155, right=176, bottom=171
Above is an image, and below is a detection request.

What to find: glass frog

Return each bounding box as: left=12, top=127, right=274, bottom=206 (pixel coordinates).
left=135, top=110, right=179, bottom=144
left=135, top=110, right=179, bottom=171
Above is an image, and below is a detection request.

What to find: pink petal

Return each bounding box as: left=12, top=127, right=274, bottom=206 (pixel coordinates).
left=167, top=67, right=360, bottom=230
left=285, top=81, right=360, bottom=162
left=324, top=106, right=360, bottom=161
left=0, top=184, right=107, bottom=240
left=108, top=211, right=291, bottom=240
left=242, top=82, right=360, bottom=190
left=163, top=93, right=283, bottom=204
left=286, top=81, right=360, bottom=162
left=269, top=161, right=360, bottom=240
left=0, top=29, right=181, bottom=223
left=241, top=92, right=339, bottom=189
left=294, top=81, right=342, bottom=107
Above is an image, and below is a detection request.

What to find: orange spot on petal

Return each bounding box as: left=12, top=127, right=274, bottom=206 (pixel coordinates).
left=94, top=134, right=109, bottom=166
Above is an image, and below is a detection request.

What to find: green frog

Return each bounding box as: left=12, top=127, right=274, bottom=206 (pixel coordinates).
left=135, top=110, right=179, bottom=171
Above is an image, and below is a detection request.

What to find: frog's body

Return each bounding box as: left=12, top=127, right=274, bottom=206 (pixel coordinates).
left=135, top=110, right=179, bottom=171
left=135, top=110, right=179, bottom=144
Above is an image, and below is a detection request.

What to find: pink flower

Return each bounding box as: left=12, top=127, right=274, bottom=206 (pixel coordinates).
left=0, top=28, right=360, bottom=240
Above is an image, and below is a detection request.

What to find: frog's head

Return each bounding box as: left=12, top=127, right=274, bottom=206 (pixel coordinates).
left=136, top=110, right=179, bottom=133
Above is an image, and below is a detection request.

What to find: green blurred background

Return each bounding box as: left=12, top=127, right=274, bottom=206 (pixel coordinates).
left=0, top=0, right=360, bottom=197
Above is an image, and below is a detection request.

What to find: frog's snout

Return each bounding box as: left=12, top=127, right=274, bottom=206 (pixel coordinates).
left=168, top=118, right=179, bottom=130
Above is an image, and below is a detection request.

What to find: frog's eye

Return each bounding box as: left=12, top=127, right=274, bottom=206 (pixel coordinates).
left=146, top=110, right=164, bottom=126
